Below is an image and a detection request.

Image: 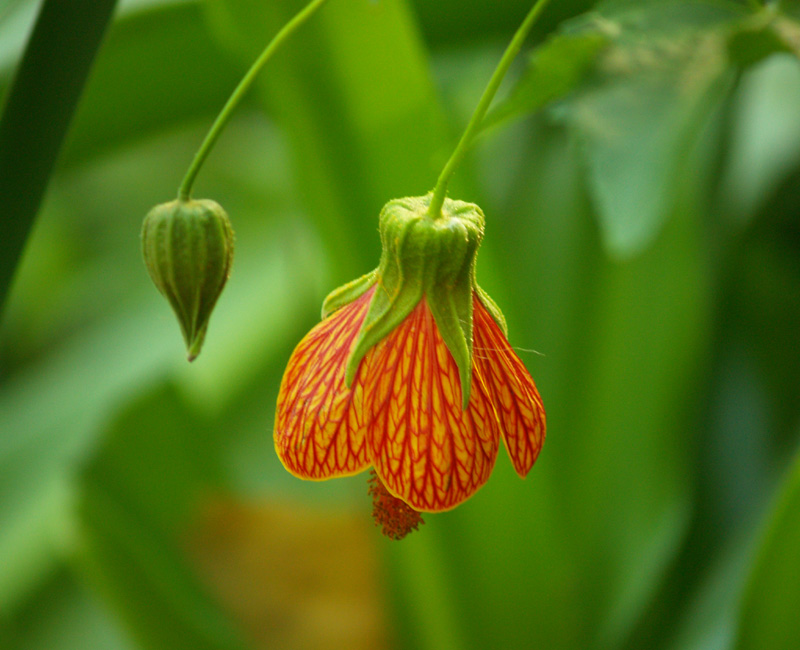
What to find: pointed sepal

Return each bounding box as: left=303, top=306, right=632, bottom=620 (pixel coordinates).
left=475, top=283, right=508, bottom=337
left=321, top=269, right=378, bottom=318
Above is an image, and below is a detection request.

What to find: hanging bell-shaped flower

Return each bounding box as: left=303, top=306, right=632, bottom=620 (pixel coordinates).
left=274, top=193, right=545, bottom=537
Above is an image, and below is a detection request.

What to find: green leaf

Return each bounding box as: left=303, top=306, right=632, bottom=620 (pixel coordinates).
left=481, top=27, right=609, bottom=134
left=75, top=384, right=249, bottom=650
left=409, top=0, right=589, bottom=47
left=0, top=475, right=73, bottom=614
left=559, top=1, right=741, bottom=257
left=735, top=447, right=800, bottom=650
left=60, top=1, right=243, bottom=167
left=483, top=2, right=800, bottom=258
left=1, top=570, right=135, bottom=650
left=720, top=54, right=800, bottom=222
left=0, top=0, right=118, bottom=314
left=771, top=11, right=800, bottom=57
left=727, top=17, right=794, bottom=67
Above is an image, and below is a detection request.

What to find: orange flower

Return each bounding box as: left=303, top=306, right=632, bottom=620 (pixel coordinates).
left=274, top=195, right=545, bottom=538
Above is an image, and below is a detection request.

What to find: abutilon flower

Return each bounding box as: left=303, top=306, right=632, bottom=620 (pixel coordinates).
left=274, top=194, right=545, bottom=539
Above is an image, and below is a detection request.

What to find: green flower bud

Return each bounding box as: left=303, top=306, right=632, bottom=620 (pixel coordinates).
left=141, top=198, right=234, bottom=361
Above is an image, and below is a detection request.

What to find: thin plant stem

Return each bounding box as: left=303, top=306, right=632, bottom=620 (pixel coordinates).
left=178, top=0, right=330, bottom=201
left=427, top=0, right=553, bottom=218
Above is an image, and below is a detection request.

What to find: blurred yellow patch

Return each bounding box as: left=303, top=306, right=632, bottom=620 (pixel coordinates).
left=186, top=498, right=390, bottom=650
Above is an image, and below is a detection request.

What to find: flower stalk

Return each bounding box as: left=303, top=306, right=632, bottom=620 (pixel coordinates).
left=427, top=0, right=553, bottom=219
left=178, top=0, right=330, bottom=201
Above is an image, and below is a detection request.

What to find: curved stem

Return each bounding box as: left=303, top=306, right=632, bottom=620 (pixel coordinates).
left=427, top=0, right=553, bottom=218
left=178, top=0, right=330, bottom=201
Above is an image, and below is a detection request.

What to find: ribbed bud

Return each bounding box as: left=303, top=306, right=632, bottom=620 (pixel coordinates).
left=141, top=198, right=234, bottom=361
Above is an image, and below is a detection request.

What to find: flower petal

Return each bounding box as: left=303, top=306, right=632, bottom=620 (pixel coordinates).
left=473, top=295, right=546, bottom=477
left=274, top=289, right=375, bottom=480
left=364, top=299, right=500, bottom=512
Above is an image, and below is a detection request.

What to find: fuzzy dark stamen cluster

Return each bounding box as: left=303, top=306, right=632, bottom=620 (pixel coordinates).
left=368, top=470, right=424, bottom=540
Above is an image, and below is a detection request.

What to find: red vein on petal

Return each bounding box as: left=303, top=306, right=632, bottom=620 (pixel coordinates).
left=274, top=288, right=375, bottom=479
left=366, top=299, right=500, bottom=512
left=473, top=294, right=545, bottom=477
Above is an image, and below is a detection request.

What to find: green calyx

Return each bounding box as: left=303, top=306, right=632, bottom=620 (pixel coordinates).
left=322, top=269, right=378, bottom=319
left=340, top=193, right=487, bottom=410
left=141, top=198, right=234, bottom=361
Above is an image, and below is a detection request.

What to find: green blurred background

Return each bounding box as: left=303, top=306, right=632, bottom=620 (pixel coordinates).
left=1, top=0, right=800, bottom=649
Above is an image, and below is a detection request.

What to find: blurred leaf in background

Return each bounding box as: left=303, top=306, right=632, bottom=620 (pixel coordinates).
left=1, top=1, right=800, bottom=650
left=0, top=0, right=117, bottom=310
